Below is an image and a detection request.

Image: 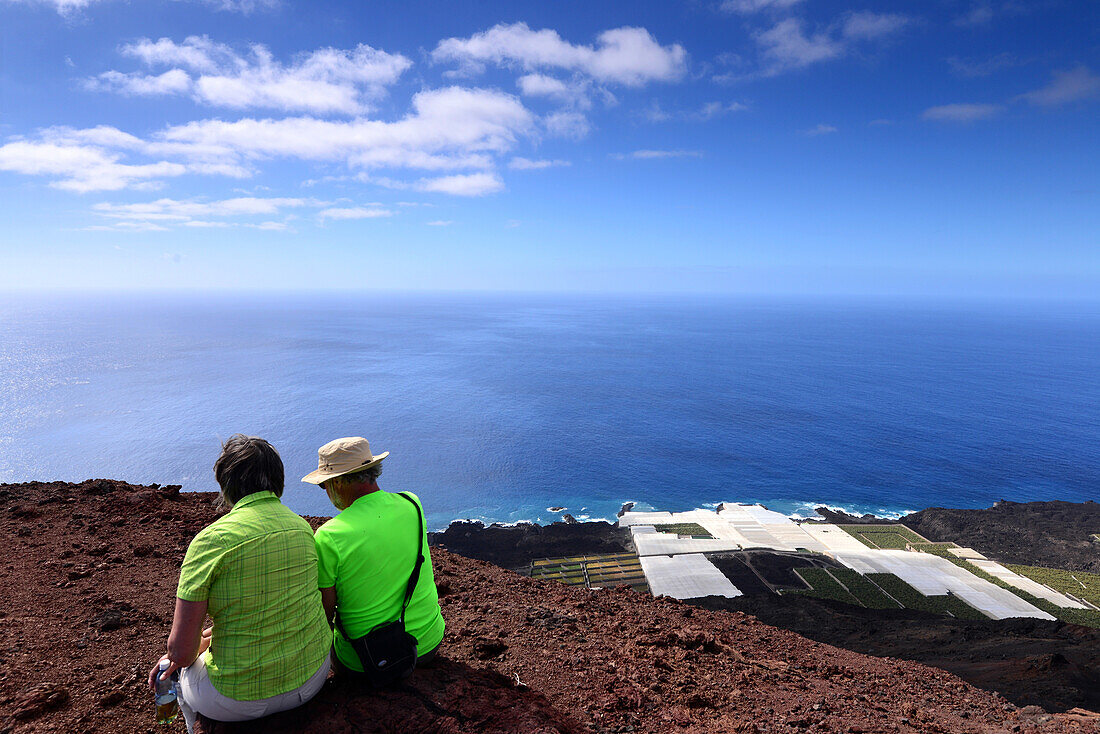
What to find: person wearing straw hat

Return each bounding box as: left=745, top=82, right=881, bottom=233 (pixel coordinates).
left=304, top=437, right=445, bottom=675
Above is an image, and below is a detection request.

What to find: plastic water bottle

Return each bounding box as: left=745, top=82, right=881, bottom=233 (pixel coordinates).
left=154, top=659, right=179, bottom=724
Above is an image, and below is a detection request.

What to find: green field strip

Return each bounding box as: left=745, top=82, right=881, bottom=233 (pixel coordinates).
left=790, top=567, right=861, bottom=605
left=864, top=573, right=989, bottom=620
left=1003, top=564, right=1100, bottom=608
left=651, top=523, right=713, bottom=538
left=837, top=525, right=928, bottom=549
left=911, top=548, right=1100, bottom=628
left=828, top=568, right=904, bottom=609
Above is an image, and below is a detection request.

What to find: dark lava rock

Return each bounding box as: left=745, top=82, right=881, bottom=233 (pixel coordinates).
left=813, top=507, right=896, bottom=525
left=901, top=500, right=1100, bottom=573
left=688, top=591, right=1100, bottom=713
left=98, top=690, right=126, bottom=707
left=429, top=520, right=632, bottom=570
left=91, top=602, right=135, bottom=631
left=12, top=683, right=70, bottom=721
left=473, top=638, right=509, bottom=660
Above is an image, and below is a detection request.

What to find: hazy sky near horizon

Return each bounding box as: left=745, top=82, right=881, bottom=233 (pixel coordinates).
left=0, top=0, right=1097, bottom=296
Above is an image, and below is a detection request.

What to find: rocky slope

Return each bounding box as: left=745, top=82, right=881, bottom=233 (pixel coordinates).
left=901, top=501, right=1100, bottom=574
left=2, top=480, right=1098, bottom=734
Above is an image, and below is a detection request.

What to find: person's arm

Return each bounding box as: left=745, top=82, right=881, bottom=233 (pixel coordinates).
left=148, top=598, right=208, bottom=690
left=320, top=586, right=337, bottom=628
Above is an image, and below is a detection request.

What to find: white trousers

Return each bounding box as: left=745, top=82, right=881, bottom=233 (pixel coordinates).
left=177, top=653, right=331, bottom=734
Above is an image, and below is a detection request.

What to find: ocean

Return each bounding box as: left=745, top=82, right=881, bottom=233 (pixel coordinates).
left=1, top=292, right=1097, bottom=530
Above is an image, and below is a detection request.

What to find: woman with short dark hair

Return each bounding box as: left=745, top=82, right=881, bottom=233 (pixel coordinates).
left=148, top=435, right=331, bottom=733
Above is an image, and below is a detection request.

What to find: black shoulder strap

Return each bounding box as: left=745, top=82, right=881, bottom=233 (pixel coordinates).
left=396, top=492, right=425, bottom=623
left=333, top=492, right=426, bottom=637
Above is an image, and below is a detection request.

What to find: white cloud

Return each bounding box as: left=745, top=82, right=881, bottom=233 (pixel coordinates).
left=199, top=0, right=278, bottom=12
left=753, top=14, right=909, bottom=76
left=426, top=220, right=453, bottom=226
left=515, top=73, right=593, bottom=109
left=318, top=206, right=393, bottom=220
left=158, top=87, right=532, bottom=166
left=3, top=0, right=96, bottom=11
left=416, top=172, right=503, bottom=196
left=120, top=36, right=231, bottom=72
left=83, top=220, right=169, bottom=232
left=86, top=69, right=192, bottom=96
left=508, top=157, right=570, bottom=170
left=719, top=0, right=803, bottom=14
left=544, top=111, right=590, bottom=139
left=90, top=36, right=412, bottom=115
left=922, top=103, right=1002, bottom=122
left=1017, top=66, right=1100, bottom=106
left=842, top=12, right=910, bottom=40
left=954, top=3, right=994, bottom=27
left=517, top=73, right=571, bottom=99
left=0, top=141, right=188, bottom=192
left=648, top=100, right=748, bottom=122
left=93, top=196, right=312, bottom=220
left=611, top=149, right=703, bottom=160
left=4, top=85, right=535, bottom=196
left=433, top=23, right=687, bottom=87
left=84, top=195, right=326, bottom=231
left=7, top=0, right=275, bottom=15
left=802, top=124, right=838, bottom=136
left=697, top=101, right=748, bottom=119
left=755, top=19, right=844, bottom=74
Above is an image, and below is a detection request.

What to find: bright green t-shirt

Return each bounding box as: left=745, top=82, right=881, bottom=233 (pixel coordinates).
left=314, top=491, right=445, bottom=671
left=176, top=491, right=331, bottom=701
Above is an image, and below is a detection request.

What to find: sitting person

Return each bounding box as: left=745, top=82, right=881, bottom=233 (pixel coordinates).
left=302, top=437, right=445, bottom=674
left=148, top=435, right=331, bottom=733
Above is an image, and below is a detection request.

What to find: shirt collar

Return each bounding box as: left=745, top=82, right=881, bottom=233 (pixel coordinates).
left=230, top=491, right=280, bottom=512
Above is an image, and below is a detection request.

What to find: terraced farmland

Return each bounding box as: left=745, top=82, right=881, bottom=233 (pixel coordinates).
left=652, top=523, right=713, bottom=538
left=1004, top=564, right=1100, bottom=608
left=529, top=552, right=649, bottom=592
left=865, top=573, right=989, bottom=620
left=791, top=568, right=858, bottom=605
left=838, top=525, right=928, bottom=549
left=913, top=547, right=1100, bottom=628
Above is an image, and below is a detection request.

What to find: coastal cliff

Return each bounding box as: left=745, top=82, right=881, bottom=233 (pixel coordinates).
left=2, top=480, right=1097, bottom=734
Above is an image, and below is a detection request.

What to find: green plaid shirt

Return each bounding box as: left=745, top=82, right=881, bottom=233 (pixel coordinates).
left=177, top=491, right=331, bottom=701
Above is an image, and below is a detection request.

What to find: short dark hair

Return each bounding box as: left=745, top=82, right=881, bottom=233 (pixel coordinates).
left=340, top=463, right=383, bottom=485
left=214, top=434, right=284, bottom=505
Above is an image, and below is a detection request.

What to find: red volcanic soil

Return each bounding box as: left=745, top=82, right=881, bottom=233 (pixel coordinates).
left=2, top=480, right=1098, bottom=734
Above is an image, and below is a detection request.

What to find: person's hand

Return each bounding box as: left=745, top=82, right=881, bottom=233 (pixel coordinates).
left=147, top=654, right=181, bottom=692
left=198, top=626, right=214, bottom=655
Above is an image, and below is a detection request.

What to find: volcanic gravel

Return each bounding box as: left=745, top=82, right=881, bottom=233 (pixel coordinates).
left=2, top=480, right=1098, bottom=734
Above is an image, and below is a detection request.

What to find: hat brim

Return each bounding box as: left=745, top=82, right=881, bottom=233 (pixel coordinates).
left=301, top=451, right=389, bottom=484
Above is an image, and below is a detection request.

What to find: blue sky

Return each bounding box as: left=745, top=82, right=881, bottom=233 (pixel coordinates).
left=0, top=0, right=1097, bottom=296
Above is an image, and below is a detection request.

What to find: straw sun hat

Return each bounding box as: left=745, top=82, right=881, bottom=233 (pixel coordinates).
left=301, top=437, right=389, bottom=484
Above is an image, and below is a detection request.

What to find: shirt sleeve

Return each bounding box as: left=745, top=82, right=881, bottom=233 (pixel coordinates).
left=315, top=528, right=340, bottom=589
left=176, top=527, right=224, bottom=602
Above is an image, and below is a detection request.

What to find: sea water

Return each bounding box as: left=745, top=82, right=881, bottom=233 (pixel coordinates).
left=1, top=292, right=1097, bottom=529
